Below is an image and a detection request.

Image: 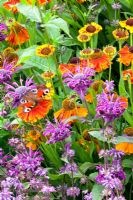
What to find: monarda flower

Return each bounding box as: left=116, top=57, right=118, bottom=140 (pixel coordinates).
left=79, top=22, right=102, bottom=37
left=36, top=44, right=55, bottom=58
left=6, top=21, right=29, bottom=46
left=118, top=45, right=133, bottom=66
left=0, top=23, right=8, bottom=42
left=54, top=98, right=88, bottom=123
left=0, top=61, right=15, bottom=84
left=96, top=91, right=128, bottom=123
left=112, top=28, right=129, bottom=41
left=119, top=18, right=133, bottom=33
left=89, top=49, right=111, bottom=72
left=43, top=120, right=71, bottom=144
left=122, top=69, right=133, bottom=84
left=63, top=67, right=95, bottom=99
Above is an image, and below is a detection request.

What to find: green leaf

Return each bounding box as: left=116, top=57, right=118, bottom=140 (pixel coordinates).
left=92, top=184, right=103, bottom=200
left=17, top=46, right=37, bottom=65
left=123, top=110, right=133, bottom=126
left=16, top=4, right=41, bottom=22
left=0, top=130, right=10, bottom=138
left=46, top=18, right=71, bottom=37
left=80, top=162, right=96, bottom=173
left=89, top=172, right=98, bottom=181
left=122, top=158, right=133, bottom=168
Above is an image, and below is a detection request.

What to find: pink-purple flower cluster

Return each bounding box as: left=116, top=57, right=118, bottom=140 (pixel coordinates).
left=43, top=120, right=71, bottom=144
left=63, top=67, right=95, bottom=99
left=96, top=148, right=126, bottom=199
left=0, top=23, right=8, bottom=42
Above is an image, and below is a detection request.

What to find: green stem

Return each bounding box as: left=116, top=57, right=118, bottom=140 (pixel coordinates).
left=119, top=41, right=122, bottom=77
left=109, top=64, right=112, bottom=81
left=127, top=77, right=133, bottom=114
left=130, top=33, right=133, bottom=46
left=90, top=37, right=93, bottom=49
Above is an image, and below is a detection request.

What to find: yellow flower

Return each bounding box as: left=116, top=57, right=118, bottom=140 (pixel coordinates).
left=80, top=48, right=94, bottom=58
left=36, top=44, right=55, bottom=57
left=79, top=22, right=102, bottom=36
left=41, top=71, right=55, bottom=80
left=44, top=82, right=54, bottom=99
left=119, top=18, right=133, bottom=33
left=103, top=45, right=117, bottom=60
left=77, top=33, right=90, bottom=42
left=112, top=28, right=129, bottom=40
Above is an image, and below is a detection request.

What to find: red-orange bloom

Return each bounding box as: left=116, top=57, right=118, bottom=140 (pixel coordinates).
left=17, top=100, right=52, bottom=123
left=3, top=0, right=20, bottom=13
left=118, top=45, right=133, bottom=66
left=54, top=98, right=88, bottom=123
left=122, top=69, right=133, bottom=84
left=89, top=49, right=111, bottom=72
left=27, top=0, right=51, bottom=5
left=6, top=21, right=29, bottom=46
left=116, top=142, right=133, bottom=154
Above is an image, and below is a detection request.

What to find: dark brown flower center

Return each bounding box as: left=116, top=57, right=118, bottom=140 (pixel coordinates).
left=86, top=25, right=96, bottom=33
left=116, top=30, right=127, bottom=38
left=80, top=34, right=89, bottom=40
left=62, top=99, right=76, bottom=110
left=129, top=46, right=133, bottom=53
left=69, top=57, right=80, bottom=64
left=41, top=47, right=51, bottom=55
left=126, top=18, right=133, bottom=26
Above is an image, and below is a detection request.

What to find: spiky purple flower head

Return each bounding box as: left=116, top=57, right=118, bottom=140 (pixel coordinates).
left=66, top=187, right=80, bottom=197
left=63, top=67, right=95, bottom=99
left=5, top=78, right=36, bottom=107
left=43, top=120, right=71, bottom=144
left=95, top=91, right=127, bottom=123
left=0, top=23, right=8, bottom=42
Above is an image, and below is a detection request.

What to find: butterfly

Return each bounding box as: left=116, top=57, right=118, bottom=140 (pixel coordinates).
left=17, top=85, right=52, bottom=123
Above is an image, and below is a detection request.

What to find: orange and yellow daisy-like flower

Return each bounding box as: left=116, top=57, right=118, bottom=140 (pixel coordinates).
left=79, top=22, right=102, bottom=36
left=77, top=33, right=90, bottom=42
left=118, top=45, right=133, bottom=66
left=124, top=127, right=133, bottom=136
left=76, top=0, right=86, bottom=3
left=3, top=0, right=20, bottom=13
left=24, top=130, right=41, bottom=150
left=17, top=99, right=52, bottom=123
left=80, top=48, right=94, bottom=58
left=122, top=69, right=133, bottom=84
left=103, top=45, right=116, bottom=60
left=41, top=71, right=55, bottom=80
left=119, top=18, right=133, bottom=33
left=54, top=98, right=88, bottom=123
left=6, top=21, right=29, bottom=46
left=116, top=142, right=133, bottom=154
left=112, top=28, right=129, bottom=41
left=36, top=44, right=55, bottom=58
left=85, top=93, right=93, bottom=103
left=89, top=49, right=111, bottom=72
left=27, top=0, right=51, bottom=5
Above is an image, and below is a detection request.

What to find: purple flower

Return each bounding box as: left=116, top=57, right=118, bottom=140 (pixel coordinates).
left=104, top=80, right=114, bottom=93
left=0, top=23, right=8, bottom=42
left=41, top=185, right=56, bottom=194
left=112, top=3, right=122, bottom=10
left=0, top=69, right=13, bottom=84
left=84, top=192, right=92, bottom=200
left=8, top=138, right=20, bottom=147
left=5, top=78, right=36, bottom=107
left=0, top=188, right=13, bottom=200
left=95, top=91, right=127, bottom=123
left=66, top=187, right=80, bottom=197
left=63, top=67, right=95, bottom=99
left=60, top=162, right=78, bottom=174
left=62, top=142, right=75, bottom=159
left=43, top=120, right=71, bottom=144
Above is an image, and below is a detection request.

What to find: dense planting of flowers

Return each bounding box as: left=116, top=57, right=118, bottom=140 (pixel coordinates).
left=0, top=0, right=133, bottom=199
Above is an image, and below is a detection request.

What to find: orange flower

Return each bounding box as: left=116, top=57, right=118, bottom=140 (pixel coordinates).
left=85, top=93, right=93, bottom=103
left=118, top=45, right=133, bottom=66
left=122, top=69, right=133, bottom=84
left=17, top=99, right=52, bottom=123
left=76, top=0, right=86, bottom=3
left=119, top=97, right=128, bottom=109
left=26, top=142, right=37, bottom=150
left=3, top=0, right=20, bottom=13
left=123, top=127, right=133, bottom=136
left=27, top=0, right=51, bottom=5
left=6, top=21, right=29, bottom=46
left=54, top=98, right=88, bottom=123
left=116, top=142, right=133, bottom=154
left=89, top=49, right=111, bottom=72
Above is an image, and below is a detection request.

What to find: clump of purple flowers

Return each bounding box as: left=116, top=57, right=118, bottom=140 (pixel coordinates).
left=96, top=148, right=126, bottom=199
left=95, top=81, right=127, bottom=123
left=0, top=23, right=8, bottom=42
left=5, top=78, right=36, bottom=107
left=43, top=120, right=71, bottom=144
left=63, top=67, right=95, bottom=99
